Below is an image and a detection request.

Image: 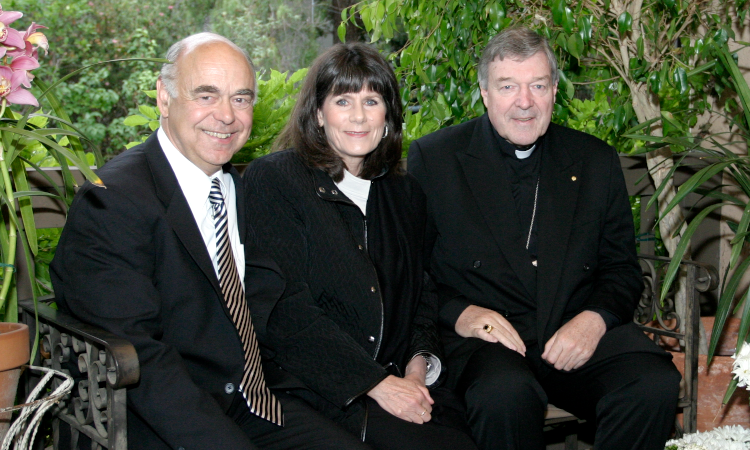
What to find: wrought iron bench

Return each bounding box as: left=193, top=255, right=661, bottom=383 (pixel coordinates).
left=544, top=254, right=717, bottom=449
left=16, top=252, right=715, bottom=450
left=19, top=297, right=139, bottom=450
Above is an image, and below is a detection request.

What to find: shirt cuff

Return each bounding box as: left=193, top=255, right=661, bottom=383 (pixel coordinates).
left=414, top=353, right=442, bottom=387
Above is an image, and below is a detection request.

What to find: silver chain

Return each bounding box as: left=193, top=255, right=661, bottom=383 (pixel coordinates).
left=526, top=177, right=540, bottom=250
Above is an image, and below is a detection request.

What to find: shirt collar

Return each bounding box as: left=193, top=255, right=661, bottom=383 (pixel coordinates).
left=157, top=128, right=229, bottom=208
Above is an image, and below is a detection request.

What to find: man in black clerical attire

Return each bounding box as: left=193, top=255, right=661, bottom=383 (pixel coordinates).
left=408, top=27, right=680, bottom=450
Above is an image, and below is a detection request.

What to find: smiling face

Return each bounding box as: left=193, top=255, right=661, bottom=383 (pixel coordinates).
left=157, top=41, right=255, bottom=175
left=480, top=51, right=557, bottom=147
left=317, top=89, right=387, bottom=176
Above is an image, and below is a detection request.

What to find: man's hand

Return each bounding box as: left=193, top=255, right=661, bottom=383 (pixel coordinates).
left=367, top=375, right=434, bottom=424
left=455, top=305, right=526, bottom=356
left=542, top=310, right=606, bottom=371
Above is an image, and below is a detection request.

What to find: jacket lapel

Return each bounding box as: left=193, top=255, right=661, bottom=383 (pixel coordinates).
left=144, top=134, right=223, bottom=299
left=457, top=115, right=538, bottom=299
left=536, top=125, right=582, bottom=341
left=230, top=165, right=246, bottom=244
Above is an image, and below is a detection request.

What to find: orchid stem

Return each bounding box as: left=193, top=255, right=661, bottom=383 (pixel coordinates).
left=0, top=98, right=18, bottom=316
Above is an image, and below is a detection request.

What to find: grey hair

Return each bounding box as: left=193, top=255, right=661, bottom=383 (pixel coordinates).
left=478, top=27, right=559, bottom=90
left=159, top=32, right=258, bottom=104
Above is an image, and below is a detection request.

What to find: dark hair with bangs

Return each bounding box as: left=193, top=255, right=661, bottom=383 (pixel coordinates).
left=274, top=42, right=403, bottom=182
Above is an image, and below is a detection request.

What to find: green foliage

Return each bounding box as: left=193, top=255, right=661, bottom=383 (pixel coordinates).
left=210, top=0, right=327, bottom=74
left=7, top=0, right=171, bottom=157
left=342, top=0, right=746, bottom=155
left=8, top=0, right=325, bottom=159
left=637, top=47, right=750, bottom=403
left=0, top=101, right=102, bottom=323
left=124, top=68, right=309, bottom=162
left=236, top=68, right=308, bottom=162
left=34, top=228, right=63, bottom=296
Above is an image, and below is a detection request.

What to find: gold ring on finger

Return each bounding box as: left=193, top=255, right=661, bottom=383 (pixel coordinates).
left=483, top=324, right=493, bottom=333
left=420, top=410, right=426, bottom=416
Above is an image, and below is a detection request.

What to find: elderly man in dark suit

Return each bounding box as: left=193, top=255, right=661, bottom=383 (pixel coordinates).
left=51, top=32, right=370, bottom=450
left=408, top=27, right=680, bottom=450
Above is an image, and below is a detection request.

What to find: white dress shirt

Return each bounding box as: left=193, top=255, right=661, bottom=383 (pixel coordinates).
left=158, top=128, right=245, bottom=287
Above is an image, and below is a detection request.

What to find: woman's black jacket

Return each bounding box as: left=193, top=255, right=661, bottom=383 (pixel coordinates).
left=242, top=149, right=442, bottom=436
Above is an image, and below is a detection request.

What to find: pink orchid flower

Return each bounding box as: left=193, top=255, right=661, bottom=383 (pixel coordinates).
left=0, top=7, right=26, bottom=50
left=9, top=55, right=39, bottom=88
left=6, top=23, right=47, bottom=59
left=24, top=23, right=48, bottom=54
left=0, top=65, right=39, bottom=107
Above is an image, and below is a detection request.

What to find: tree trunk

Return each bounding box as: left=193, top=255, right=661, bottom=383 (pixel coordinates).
left=631, top=83, right=705, bottom=352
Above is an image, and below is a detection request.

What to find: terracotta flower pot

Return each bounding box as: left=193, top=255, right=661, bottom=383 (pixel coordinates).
left=0, top=322, right=30, bottom=442
left=671, top=317, right=750, bottom=432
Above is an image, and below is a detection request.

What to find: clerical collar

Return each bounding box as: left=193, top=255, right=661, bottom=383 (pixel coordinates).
left=515, top=145, right=536, bottom=159
left=492, top=128, right=540, bottom=161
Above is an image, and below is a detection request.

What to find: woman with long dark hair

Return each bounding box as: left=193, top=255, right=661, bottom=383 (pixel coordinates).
left=243, top=43, right=476, bottom=449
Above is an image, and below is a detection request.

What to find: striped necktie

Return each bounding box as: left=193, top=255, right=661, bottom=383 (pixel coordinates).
left=209, top=177, right=283, bottom=426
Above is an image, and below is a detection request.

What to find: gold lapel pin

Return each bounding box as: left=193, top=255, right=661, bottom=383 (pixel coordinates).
left=571, top=176, right=577, bottom=181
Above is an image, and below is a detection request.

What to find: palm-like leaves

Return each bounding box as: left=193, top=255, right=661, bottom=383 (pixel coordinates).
left=629, top=47, right=750, bottom=403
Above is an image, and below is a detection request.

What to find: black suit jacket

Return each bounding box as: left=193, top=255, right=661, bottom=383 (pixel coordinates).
left=51, top=133, right=288, bottom=449
left=409, top=114, right=667, bottom=386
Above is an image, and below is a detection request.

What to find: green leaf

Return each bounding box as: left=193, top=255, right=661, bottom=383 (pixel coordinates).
left=558, top=70, right=575, bottom=100
left=562, top=6, right=575, bottom=33
left=709, top=257, right=750, bottom=360
left=11, top=158, right=36, bottom=256
left=717, top=47, right=750, bottom=135
left=617, top=11, right=632, bottom=35
left=361, top=6, right=372, bottom=33
left=376, top=2, right=385, bottom=22
left=552, top=0, right=565, bottom=26
left=623, top=116, right=661, bottom=136
left=139, top=105, right=158, bottom=120
left=577, top=16, right=592, bottom=42
left=0, top=127, right=101, bottom=186
left=567, top=33, right=583, bottom=59
left=729, top=200, right=750, bottom=269
left=556, top=33, right=568, bottom=52
left=735, top=288, right=750, bottom=355
left=672, top=67, right=689, bottom=95
left=660, top=203, right=726, bottom=305
left=722, top=378, right=739, bottom=405
left=124, top=115, right=150, bottom=127
left=661, top=110, right=685, bottom=134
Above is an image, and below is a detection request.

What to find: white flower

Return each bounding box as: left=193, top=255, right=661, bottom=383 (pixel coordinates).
left=665, top=425, right=750, bottom=449
left=732, top=344, right=750, bottom=390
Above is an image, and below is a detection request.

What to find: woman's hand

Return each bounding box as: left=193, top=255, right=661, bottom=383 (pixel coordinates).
left=404, top=354, right=428, bottom=386
left=367, top=375, right=434, bottom=424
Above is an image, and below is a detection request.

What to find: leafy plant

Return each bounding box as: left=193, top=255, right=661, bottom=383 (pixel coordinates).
left=0, top=5, right=101, bottom=325
left=634, top=46, right=750, bottom=403
left=341, top=0, right=745, bottom=245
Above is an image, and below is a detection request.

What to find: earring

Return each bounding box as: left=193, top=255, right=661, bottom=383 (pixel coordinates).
left=382, top=124, right=389, bottom=139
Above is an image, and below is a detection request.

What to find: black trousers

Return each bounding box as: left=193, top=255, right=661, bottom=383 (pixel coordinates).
left=455, top=343, right=681, bottom=450
left=232, top=390, right=373, bottom=449
left=363, top=387, right=479, bottom=450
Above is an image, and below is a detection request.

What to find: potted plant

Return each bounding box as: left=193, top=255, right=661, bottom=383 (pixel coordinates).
left=628, top=45, right=750, bottom=435
left=0, top=4, right=105, bottom=439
